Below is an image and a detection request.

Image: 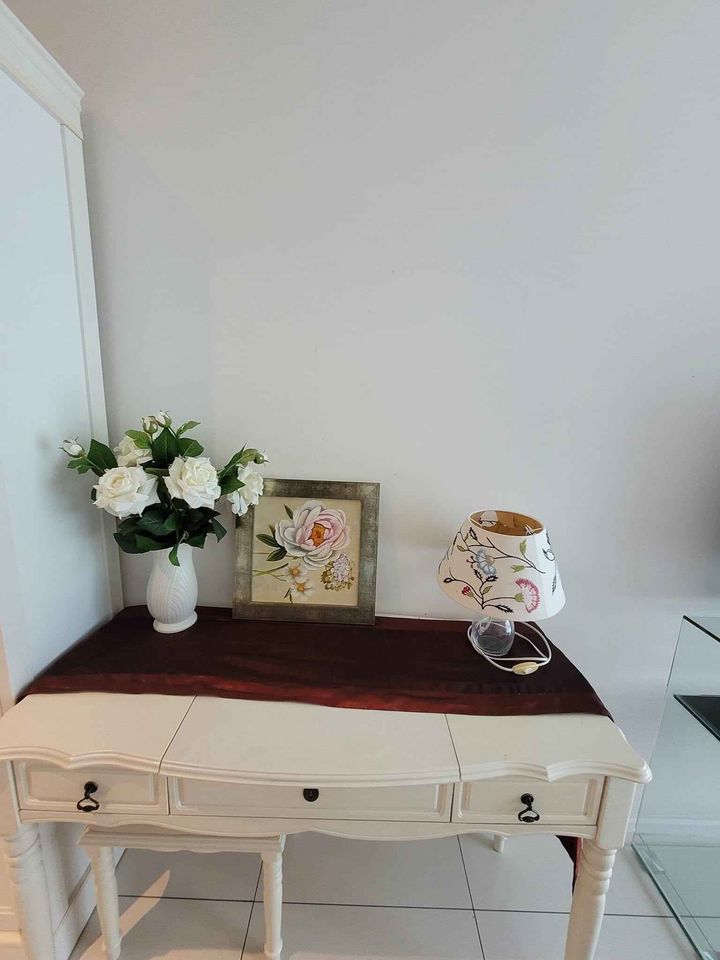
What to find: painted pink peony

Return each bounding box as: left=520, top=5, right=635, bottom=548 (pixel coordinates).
left=275, top=500, right=350, bottom=569
left=515, top=577, right=540, bottom=613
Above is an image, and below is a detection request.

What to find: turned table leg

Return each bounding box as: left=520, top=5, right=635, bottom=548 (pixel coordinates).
left=85, top=846, right=122, bottom=960
left=3, top=823, right=56, bottom=960
left=564, top=840, right=616, bottom=960
left=262, top=849, right=283, bottom=959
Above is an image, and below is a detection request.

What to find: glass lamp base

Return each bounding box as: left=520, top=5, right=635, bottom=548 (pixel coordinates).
left=469, top=617, right=515, bottom=657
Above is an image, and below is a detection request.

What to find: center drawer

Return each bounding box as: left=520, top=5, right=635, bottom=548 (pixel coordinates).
left=169, top=778, right=453, bottom=821
left=15, top=762, right=167, bottom=815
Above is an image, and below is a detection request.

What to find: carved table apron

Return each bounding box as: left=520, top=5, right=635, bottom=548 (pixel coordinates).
left=0, top=692, right=650, bottom=960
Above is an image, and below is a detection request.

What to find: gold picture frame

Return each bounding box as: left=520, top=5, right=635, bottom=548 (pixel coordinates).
left=233, top=478, right=380, bottom=624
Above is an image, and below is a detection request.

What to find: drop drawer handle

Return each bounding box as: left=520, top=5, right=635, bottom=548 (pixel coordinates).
left=517, top=793, right=540, bottom=823
left=76, top=781, right=100, bottom=813
left=303, top=788, right=320, bottom=803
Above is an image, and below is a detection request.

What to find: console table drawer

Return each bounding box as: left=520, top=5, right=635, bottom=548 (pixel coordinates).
left=15, top=763, right=167, bottom=815
left=454, top=776, right=603, bottom=825
left=169, top=778, right=453, bottom=821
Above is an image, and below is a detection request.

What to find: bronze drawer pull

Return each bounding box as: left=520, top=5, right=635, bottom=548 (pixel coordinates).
left=517, top=793, right=540, bottom=823
left=76, top=781, right=100, bottom=812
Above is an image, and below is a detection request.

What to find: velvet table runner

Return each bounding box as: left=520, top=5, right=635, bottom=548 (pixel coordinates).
left=23, top=607, right=610, bottom=720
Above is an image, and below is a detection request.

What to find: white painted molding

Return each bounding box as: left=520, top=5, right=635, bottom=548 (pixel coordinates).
left=81, top=826, right=284, bottom=856
left=5, top=743, right=649, bottom=787
left=21, top=810, right=599, bottom=843
left=61, top=128, right=124, bottom=613
left=0, top=1, right=83, bottom=137
left=596, top=778, right=637, bottom=850
left=159, top=761, right=459, bottom=788
left=0, top=748, right=162, bottom=775
left=457, top=759, right=652, bottom=785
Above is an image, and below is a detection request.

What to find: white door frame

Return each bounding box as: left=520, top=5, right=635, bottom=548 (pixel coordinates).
left=0, top=3, right=122, bottom=956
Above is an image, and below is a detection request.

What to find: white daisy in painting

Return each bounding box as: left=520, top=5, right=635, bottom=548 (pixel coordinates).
left=283, top=557, right=307, bottom=583
left=290, top=578, right=314, bottom=601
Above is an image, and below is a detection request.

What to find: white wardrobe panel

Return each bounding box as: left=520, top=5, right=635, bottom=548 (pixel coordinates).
left=0, top=66, right=112, bottom=698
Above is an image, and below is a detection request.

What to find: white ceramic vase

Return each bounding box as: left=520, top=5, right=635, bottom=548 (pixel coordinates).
left=146, top=544, right=198, bottom=634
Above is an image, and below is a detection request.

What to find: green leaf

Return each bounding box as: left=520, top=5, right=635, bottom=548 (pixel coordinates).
left=176, top=420, right=200, bottom=436
left=511, top=564, right=525, bottom=572
left=162, top=512, right=180, bottom=532
left=178, top=437, right=203, bottom=457
left=113, top=531, right=146, bottom=554
left=169, top=543, right=180, bottom=566
left=66, top=458, right=85, bottom=470
left=116, top=516, right=142, bottom=534
left=239, top=447, right=259, bottom=466
left=86, top=439, right=117, bottom=472
left=125, top=430, right=151, bottom=448
left=220, top=475, right=244, bottom=496
left=77, top=463, right=92, bottom=474
left=143, top=466, right=170, bottom=477
left=186, top=530, right=207, bottom=548
left=151, top=427, right=180, bottom=467
left=257, top=533, right=279, bottom=548
left=211, top=518, right=227, bottom=542
left=284, top=504, right=294, bottom=519
left=266, top=548, right=287, bottom=562
left=481, top=584, right=492, bottom=594
left=134, top=533, right=169, bottom=552
left=519, top=539, right=528, bottom=557
left=137, top=507, right=179, bottom=538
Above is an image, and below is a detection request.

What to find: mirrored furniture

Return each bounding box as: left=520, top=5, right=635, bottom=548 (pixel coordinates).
left=634, top=616, right=720, bottom=960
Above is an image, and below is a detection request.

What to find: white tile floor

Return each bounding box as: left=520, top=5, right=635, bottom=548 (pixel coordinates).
left=69, top=834, right=698, bottom=960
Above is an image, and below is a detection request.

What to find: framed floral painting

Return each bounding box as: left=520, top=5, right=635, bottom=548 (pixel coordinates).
left=233, top=479, right=380, bottom=624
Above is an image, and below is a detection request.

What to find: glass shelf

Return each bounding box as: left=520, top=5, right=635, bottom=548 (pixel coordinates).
left=674, top=695, right=720, bottom=744
left=633, top=616, right=720, bottom=960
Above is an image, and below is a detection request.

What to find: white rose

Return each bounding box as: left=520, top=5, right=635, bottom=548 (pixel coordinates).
left=141, top=416, right=158, bottom=435
left=93, top=466, right=159, bottom=519
left=155, top=410, right=171, bottom=427
left=227, top=463, right=264, bottom=516
left=113, top=434, right=151, bottom=467
left=61, top=439, right=83, bottom=457
left=165, top=456, right=220, bottom=509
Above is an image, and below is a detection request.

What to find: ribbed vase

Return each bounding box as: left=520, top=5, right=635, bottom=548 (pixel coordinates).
left=146, top=544, right=198, bottom=634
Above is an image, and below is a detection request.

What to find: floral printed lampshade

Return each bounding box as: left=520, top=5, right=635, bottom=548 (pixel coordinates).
left=438, top=510, right=565, bottom=622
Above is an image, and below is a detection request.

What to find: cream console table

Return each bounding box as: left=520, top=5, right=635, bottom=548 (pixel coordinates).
left=0, top=691, right=649, bottom=960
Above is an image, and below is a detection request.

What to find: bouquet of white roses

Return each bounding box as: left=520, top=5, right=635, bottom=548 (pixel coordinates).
left=61, top=412, right=267, bottom=566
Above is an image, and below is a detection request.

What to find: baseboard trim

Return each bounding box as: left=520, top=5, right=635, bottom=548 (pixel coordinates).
left=52, top=847, right=123, bottom=960
left=635, top=816, right=720, bottom=842
left=0, top=930, right=24, bottom=958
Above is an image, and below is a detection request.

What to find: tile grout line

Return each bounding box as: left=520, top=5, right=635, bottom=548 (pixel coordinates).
left=114, top=890, right=675, bottom=919
left=457, top=836, right=486, bottom=960
left=239, top=862, right=263, bottom=959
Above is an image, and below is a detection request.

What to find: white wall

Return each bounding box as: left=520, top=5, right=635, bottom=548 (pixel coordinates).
left=7, top=0, right=720, bottom=765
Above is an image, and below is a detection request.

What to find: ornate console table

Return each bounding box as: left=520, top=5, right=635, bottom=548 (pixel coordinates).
left=0, top=611, right=650, bottom=959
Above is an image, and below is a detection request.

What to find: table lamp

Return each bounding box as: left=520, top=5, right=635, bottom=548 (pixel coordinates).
left=438, top=509, right=565, bottom=660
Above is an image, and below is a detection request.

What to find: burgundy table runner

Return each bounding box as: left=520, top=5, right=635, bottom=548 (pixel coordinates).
left=22, top=606, right=610, bottom=719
